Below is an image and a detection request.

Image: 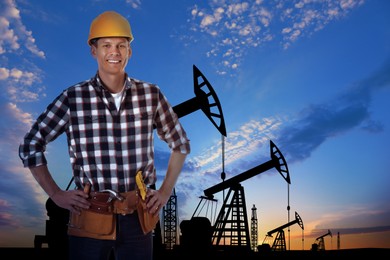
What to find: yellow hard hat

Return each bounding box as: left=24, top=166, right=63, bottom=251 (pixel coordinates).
left=88, top=11, right=134, bottom=45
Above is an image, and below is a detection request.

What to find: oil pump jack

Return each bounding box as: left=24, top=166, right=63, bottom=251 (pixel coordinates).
left=180, top=140, right=290, bottom=252
left=261, top=211, right=304, bottom=251
left=151, top=64, right=227, bottom=250
left=311, top=229, right=332, bottom=251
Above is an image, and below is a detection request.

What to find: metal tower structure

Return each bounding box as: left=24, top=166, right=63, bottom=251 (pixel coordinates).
left=337, top=232, right=340, bottom=250
left=212, top=184, right=250, bottom=248
left=163, top=189, right=178, bottom=249
left=250, top=204, right=258, bottom=251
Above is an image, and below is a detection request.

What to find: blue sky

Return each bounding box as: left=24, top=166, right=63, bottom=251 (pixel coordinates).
left=1, top=0, right=389, bottom=250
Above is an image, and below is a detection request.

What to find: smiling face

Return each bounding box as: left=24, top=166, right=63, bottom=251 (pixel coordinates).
left=91, top=37, right=132, bottom=78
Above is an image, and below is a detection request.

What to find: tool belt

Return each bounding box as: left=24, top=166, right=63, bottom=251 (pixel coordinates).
left=68, top=188, right=159, bottom=240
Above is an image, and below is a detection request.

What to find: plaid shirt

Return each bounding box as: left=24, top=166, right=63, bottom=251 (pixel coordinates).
left=19, top=73, right=190, bottom=192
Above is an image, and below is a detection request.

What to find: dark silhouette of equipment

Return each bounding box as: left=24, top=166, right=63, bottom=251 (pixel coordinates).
left=337, top=231, right=340, bottom=250
left=206, top=140, right=289, bottom=250
left=153, top=64, right=226, bottom=250
left=250, top=204, right=258, bottom=252
left=203, top=140, right=290, bottom=198
left=263, top=211, right=304, bottom=251
left=44, top=198, right=69, bottom=259
left=172, top=64, right=226, bottom=137
left=179, top=216, right=213, bottom=252
left=311, top=229, right=332, bottom=251
left=183, top=140, right=290, bottom=252
left=162, top=188, right=178, bottom=250
left=34, top=179, right=73, bottom=260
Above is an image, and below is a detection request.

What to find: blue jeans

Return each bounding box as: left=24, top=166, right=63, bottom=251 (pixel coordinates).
left=69, top=213, right=153, bottom=260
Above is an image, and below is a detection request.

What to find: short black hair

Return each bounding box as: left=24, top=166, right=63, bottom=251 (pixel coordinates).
left=89, top=38, right=99, bottom=46
left=89, top=37, right=131, bottom=47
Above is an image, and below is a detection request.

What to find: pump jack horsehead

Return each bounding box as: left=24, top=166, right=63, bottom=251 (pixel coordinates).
left=171, top=64, right=227, bottom=136
left=41, top=65, right=227, bottom=252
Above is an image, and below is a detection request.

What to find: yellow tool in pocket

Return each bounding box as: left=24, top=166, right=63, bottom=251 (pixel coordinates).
left=135, top=171, right=147, bottom=200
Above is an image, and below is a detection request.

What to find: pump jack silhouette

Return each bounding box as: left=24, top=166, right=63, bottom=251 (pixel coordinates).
left=151, top=64, right=227, bottom=251
left=261, top=211, right=304, bottom=251
left=180, top=140, right=290, bottom=253
left=311, top=229, right=332, bottom=251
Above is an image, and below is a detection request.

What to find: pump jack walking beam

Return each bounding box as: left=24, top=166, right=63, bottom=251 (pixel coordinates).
left=204, top=140, right=290, bottom=198
left=172, top=65, right=226, bottom=136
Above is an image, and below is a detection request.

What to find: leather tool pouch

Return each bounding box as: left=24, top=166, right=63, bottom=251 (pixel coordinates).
left=114, top=189, right=159, bottom=234
left=68, top=193, right=116, bottom=240
left=113, top=191, right=138, bottom=215
left=137, top=198, right=160, bottom=234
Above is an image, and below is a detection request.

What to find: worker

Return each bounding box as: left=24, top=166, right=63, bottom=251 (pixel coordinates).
left=19, top=10, right=190, bottom=260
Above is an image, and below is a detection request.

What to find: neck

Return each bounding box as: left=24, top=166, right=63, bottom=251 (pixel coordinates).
left=99, top=73, right=126, bottom=93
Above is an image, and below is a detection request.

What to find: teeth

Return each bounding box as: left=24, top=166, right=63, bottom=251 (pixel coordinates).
left=108, top=60, right=120, bottom=63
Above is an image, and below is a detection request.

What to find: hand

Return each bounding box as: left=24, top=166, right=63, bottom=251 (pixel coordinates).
left=145, top=189, right=169, bottom=217
left=51, top=189, right=90, bottom=215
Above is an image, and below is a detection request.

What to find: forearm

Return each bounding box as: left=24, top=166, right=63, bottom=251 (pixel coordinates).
left=29, top=165, right=61, bottom=198
left=159, top=151, right=187, bottom=198
left=29, top=165, right=90, bottom=213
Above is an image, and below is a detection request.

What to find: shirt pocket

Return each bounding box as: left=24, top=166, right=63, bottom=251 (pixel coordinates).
left=84, top=115, right=106, bottom=124
left=126, top=108, right=154, bottom=133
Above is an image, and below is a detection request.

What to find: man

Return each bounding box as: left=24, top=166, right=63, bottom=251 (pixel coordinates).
left=19, top=11, right=190, bottom=260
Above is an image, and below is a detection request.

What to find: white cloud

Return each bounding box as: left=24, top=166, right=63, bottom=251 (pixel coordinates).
left=7, top=102, right=34, bottom=126
left=0, top=66, right=44, bottom=102
left=0, top=67, right=10, bottom=79
left=190, top=117, right=282, bottom=174
left=179, top=0, right=366, bottom=75
left=0, top=0, right=45, bottom=58
left=125, top=0, right=142, bottom=9
left=0, top=16, right=20, bottom=54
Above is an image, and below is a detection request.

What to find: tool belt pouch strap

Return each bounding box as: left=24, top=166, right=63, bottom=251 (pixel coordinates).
left=137, top=199, right=159, bottom=234
left=113, top=191, right=138, bottom=215
left=68, top=193, right=116, bottom=240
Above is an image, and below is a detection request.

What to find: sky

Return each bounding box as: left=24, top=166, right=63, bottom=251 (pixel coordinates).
left=0, top=0, right=389, bottom=251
